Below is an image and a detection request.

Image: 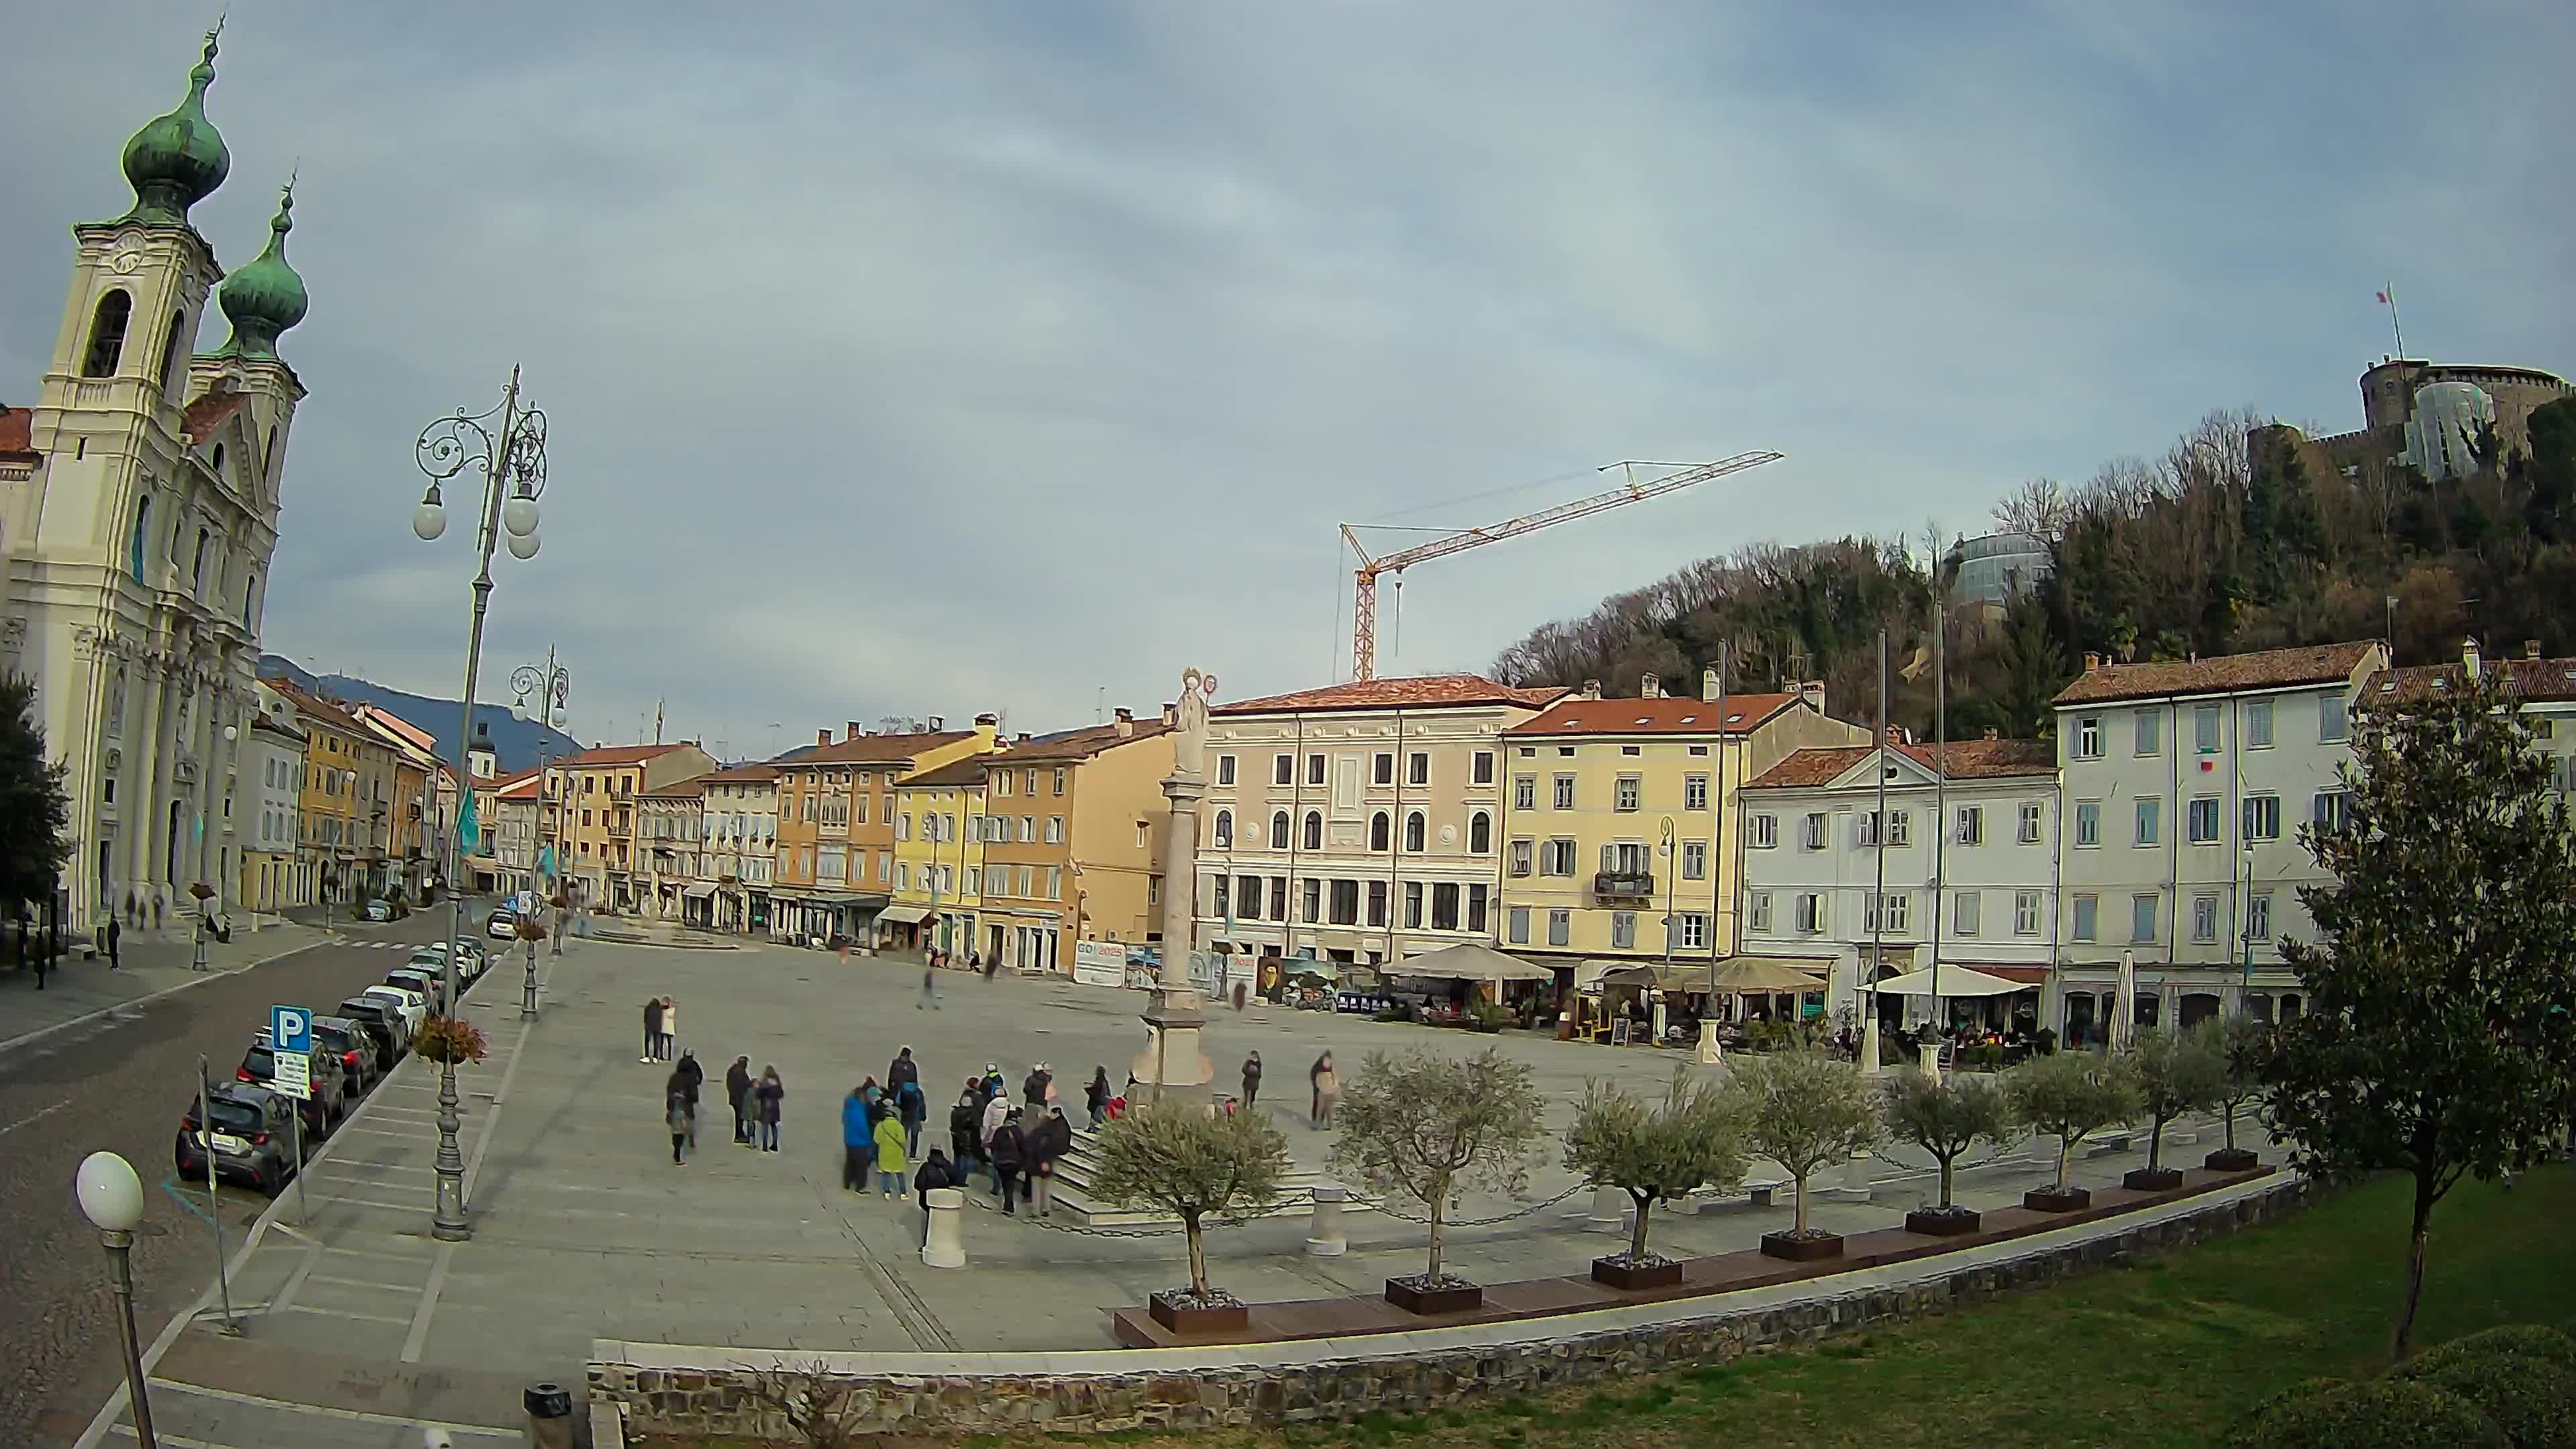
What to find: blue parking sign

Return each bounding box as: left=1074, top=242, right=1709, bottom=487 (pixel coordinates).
left=272, top=1004, right=311, bottom=1055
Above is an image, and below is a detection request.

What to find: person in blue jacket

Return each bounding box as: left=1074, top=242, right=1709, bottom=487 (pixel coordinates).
left=896, top=1078, right=928, bottom=1159
left=841, top=1085, right=875, bottom=1191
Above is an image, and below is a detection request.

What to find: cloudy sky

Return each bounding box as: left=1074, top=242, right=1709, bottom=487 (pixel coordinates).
left=5, top=3, right=2569, bottom=758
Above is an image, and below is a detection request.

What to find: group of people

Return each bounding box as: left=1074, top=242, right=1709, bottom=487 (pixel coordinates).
left=640, top=996, right=680, bottom=1062
left=945, top=1062, right=1079, bottom=1216
left=839, top=1047, right=933, bottom=1198
left=1239, top=1050, right=1338, bottom=1128
left=661, top=1049, right=784, bottom=1165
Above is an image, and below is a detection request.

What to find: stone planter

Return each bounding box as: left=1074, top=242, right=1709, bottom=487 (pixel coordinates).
left=2023, top=1185, right=2092, bottom=1213
left=2122, top=1167, right=2185, bottom=1192
left=1146, top=1290, right=1248, bottom=1336
left=2204, top=1147, right=2261, bottom=1173
left=1904, top=1206, right=1982, bottom=1237
left=1384, top=1275, right=1483, bottom=1315
left=1590, top=1254, right=1684, bottom=1290
left=1758, top=1230, right=1844, bottom=1262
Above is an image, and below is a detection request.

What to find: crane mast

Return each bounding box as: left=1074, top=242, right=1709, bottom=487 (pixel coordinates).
left=1342, top=451, right=1783, bottom=680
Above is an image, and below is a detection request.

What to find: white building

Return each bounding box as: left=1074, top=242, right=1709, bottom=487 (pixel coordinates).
left=1737, top=735, right=2060, bottom=1032
left=485, top=769, right=543, bottom=898
left=0, top=30, right=309, bottom=931
left=1193, top=675, right=1564, bottom=975
left=2051, top=641, right=2386, bottom=1042
left=238, top=710, right=303, bottom=912
left=2373, top=638, right=2576, bottom=792
left=699, top=763, right=778, bottom=934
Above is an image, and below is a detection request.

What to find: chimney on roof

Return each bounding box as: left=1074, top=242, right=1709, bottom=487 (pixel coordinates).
left=926, top=715, right=945, bottom=732
left=975, top=712, right=999, bottom=725
left=1886, top=724, right=1906, bottom=745
left=847, top=721, right=863, bottom=742
left=2083, top=651, right=2102, bottom=672
left=1799, top=680, right=1825, bottom=714
left=1160, top=701, right=1177, bottom=729
left=816, top=729, right=831, bottom=747
left=1701, top=667, right=1719, bottom=702
left=1015, top=733, right=1031, bottom=745
left=1640, top=672, right=1661, bottom=699
left=2463, top=636, right=2482, bottom=682
left=1580, top=678, right=1601, bottom=700
left=1114, top=707, right=1135, bottom=738
left=2526, top=639, right=2544, bottom=661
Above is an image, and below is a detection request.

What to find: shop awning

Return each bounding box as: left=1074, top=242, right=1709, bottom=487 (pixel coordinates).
left=1870, top=965, right=2027, bottom=998
left=1592, top=962, right=1704, bottom=992
left=682, top=881, right=718, bottom=900
left=1704, top=955, right=1832, bottom=994
left=877, top=905, right=932, bottom=926
left=1391, top=942, right=1555, bottom=982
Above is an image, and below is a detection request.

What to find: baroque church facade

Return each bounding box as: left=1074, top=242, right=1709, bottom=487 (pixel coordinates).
left=0, top=27, right=311, bottom=931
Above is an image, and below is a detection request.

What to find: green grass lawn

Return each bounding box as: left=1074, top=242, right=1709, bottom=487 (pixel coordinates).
left=649, top=1164, right=2575, bottom=1449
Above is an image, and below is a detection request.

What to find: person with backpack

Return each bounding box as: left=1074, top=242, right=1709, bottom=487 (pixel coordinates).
left=1028, top=1106, right=1074, bottom=1218
left=754, top=1066, right=784, bottom=1152
left=948, top=1087, right=985, bottom=1187
left=989, top=1107, right=1029, bottom=1215
left=665, top=1084, right=692, bottom=1167
left=896, top=1078, right=928, bottom=1159
left=841, top=1086, right=873, bottom=1191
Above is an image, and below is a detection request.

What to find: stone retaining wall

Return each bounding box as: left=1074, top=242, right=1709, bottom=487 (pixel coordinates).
left=595, top=1179, right=2308, bottom=1440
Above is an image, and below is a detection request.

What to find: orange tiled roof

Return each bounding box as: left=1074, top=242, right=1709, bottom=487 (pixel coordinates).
left=2053, top=642, right=2379, bottom=706
left=989, top=720, right=1171, bottom=763
left=560, top=743, right=694, bottom=767
left=258, top=676, right=368, bottom=735
left=1748, top=738, right=2057, bottom=790
left=2369, top=655, right=2576, bottom=706
left=181, top=391, right=248, bottom=443
left=1215, top=674, right=1566, bottom=716
left=1505, top=692, right=1800, bottom=737
left=902, top=758, right=994, bottom=789
left=704, top=763, right=780, bottom=784
left=0, top=405, right=34, bottom=460
left=796, top=731, right=973, bottom=766
left=642, top=775, right=709, bottom=798
left=496, top=771, right=545, bottom=800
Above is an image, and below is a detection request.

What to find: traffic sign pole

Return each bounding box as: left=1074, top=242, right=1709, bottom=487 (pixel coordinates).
left=270, top=1007, right=315, bottom=1226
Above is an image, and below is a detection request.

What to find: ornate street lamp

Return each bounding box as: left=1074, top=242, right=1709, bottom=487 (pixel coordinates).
left=411, top=367, right=549, bottom=1242
left=76, top=1150, right=156, bottom=1448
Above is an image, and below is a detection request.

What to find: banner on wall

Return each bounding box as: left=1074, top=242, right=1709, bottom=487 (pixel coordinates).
left=1071, top=939, right=1128, bottom=989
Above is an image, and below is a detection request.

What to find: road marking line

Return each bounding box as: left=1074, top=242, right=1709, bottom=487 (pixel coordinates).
left=276, top=1302, right=415, bottom=1326
left=400, top=1241, right=455, bottom=1362
left=0, top=1098, right=71, bottom=1136
left=109, top=1428, right=235, bottom=1448
left=313, top=1194, right=423, bottom=1213
left=265, top=1241, right=324, bottom=1316
left=146, top=1381, right=519, bottom=1436
left=334, top=1125, right=417, bottom=1137
left=307, top=1272, right=424, bottom=1292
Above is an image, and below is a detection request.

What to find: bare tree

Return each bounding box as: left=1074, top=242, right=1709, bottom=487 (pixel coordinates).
left=739, top=1359, right=869, bottom=1448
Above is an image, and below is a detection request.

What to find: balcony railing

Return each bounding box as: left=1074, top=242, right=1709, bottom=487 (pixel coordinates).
left=606, top=822, right=632, bottom=839
left=1593, top=871, right=1655, bottom=899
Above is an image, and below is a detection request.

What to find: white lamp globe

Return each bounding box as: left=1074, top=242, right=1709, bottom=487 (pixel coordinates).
left=76, top=1150, right=144, bottom=1232
left=501, top=494, right=540, bottom=538
left=411, top=500, right=447, bottom=541
left=505, top=529, right=540, bottom=561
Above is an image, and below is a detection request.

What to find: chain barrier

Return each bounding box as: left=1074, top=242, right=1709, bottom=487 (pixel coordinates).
left=959, top=1191, right=1188, bottom=1237
left=1347, top=1181, right=1587, bottom=1226
left=955, top=1181, right=1591, bottom=1235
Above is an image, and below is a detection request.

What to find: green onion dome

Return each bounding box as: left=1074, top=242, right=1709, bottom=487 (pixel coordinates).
left=119, top=27, right=229, bottom=227
left=211, top=182, right=307, bottom=361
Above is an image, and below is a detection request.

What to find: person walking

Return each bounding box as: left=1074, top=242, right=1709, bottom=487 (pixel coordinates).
left=1022, top=1063, right=1052, bottom=1112
left=658, top=997, right=678, bottom=1061
left=979, top=1087, right=1010, bottom=1185
left=103, top=914, right=121, bottom=970
left=669, top=1057, right=703, bottom=1150
left=1309, top=1051, right=1338, bottom=1130
left=1240, top=1052, right=1263, bottom=1110
left=896, top=1078, right=927, bottom=1160
left=665, top=1083, right=692, bottom=1167
left=1028, top=1106, right=1073, bottom=1218
left=726, top=1057, right=753, bottom=1145
left=918, top=961, right=940, bottom=1010
left=887, top=1048, right=919, bottom=1095
left=949, top=1087, right=985, bottom=1187
left=913, top=1149, right=953, bottom=1248
left=1084, top=1067, right=1112, bottom=1130
left=641, top=998, right=663, bottom=1063
left=755, top=1066, right=784, bottom=1152
left=841, top=1086, right=872, bottom=1191
left=873, top=1104, right=910, bottom=1199
left=989, top=1107, right=1028, bottom=1215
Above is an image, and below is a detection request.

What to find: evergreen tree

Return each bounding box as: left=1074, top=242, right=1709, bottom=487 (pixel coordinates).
left=0, top=673, right=73, bottom=916
left=2265, top=669, right=2576, bottom=1360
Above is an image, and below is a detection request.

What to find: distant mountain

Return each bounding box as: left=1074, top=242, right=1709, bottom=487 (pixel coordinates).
left=256, top=654, right=580, bottom=775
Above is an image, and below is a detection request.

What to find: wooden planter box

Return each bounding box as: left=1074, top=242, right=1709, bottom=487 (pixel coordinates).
left=2023, top=1185, right=2092, bottom=1213
left=1147, top=1291, right=1248, bottom=1336
left=1904, top=1207, right=1982, bottom=1237
left=2204, top=1147, right=2261, bottom=1173
left=1759, top=1230, right=1844, bottom=1262
left=1591, top=1255, right=1684, bottom=1290
left=1384, top=1277, right=1483, bottom=1315
left=2122, top=1167, right=2186, bottom=1192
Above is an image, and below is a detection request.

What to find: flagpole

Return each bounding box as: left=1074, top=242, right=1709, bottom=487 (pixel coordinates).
left=2381, top=283, right=2406, bottom=362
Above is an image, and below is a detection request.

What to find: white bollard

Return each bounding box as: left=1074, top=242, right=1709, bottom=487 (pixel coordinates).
left=1918, top=1041, right=1942, bottom=1083
left=1585, top=1183, right=1628, bottom=1234
left=1305, top=1184, right=1348, bottom=1256
left=922, top=1187, right=967, bottom=1269
left=1697, top=1019, right=1723, bottom=1065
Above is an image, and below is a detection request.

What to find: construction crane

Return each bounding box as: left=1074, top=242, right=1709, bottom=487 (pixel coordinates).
left=1340, top=451, right=1783, bottom=680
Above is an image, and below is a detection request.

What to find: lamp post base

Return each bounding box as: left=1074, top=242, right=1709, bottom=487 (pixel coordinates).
left=1129, top=987, right=1216, bottom=1109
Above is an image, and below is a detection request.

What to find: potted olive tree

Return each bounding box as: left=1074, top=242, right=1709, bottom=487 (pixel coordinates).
left=1562, top=1067, right=1746, bottom=1289
left=2123, top=1026, right=2228, bottom=1191
left=1087, top=1102, right=1291, bottom=1336
left=1330, top=1048, right=1545, bottom=1314
left=1724, top=1048, right=1882, bottom=1261
left=2005, top=1049, right=2140, bottom=1212
left=1881, top=1067, right=2021, bottom=1236
left=2203, top=1016, right=2271, bottom=1173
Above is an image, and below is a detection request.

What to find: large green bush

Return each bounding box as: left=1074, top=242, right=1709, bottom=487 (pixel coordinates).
left=2402, top=1352, right=2576, bottom=1448
left=2225, top=1375, right=2508, bottom=1449
left=2406, top=1324, right=2576, bottom=1377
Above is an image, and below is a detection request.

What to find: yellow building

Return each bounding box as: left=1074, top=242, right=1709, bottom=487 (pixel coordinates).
left=981, top=709, right=1175, bottom=973
left=259, top=678, right=393, bottom=906
left=1498, top=670, right=1864, bottom=983
left=883, top=755, right=991, bottom=955
left=541, top=742, right=718, bottom=912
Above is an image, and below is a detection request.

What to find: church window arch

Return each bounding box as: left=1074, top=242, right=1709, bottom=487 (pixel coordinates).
left=156, top=310, right=185, bottom=394
left=83, top=290, right=132, bottom=377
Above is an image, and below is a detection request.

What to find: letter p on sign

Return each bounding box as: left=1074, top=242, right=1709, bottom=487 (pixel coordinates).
left=272, top=1004, right=311, bottom=1055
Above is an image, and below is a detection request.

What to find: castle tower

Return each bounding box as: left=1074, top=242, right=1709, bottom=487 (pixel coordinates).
left=2, top=25, right=311, bottom=931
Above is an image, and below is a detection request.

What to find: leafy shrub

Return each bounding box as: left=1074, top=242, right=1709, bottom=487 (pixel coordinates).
left=2402, top=1352, right=2575, bottom=1448
left=2225, top=1375, right=2508, bottom=1448
left=2407, top=1324, right=2576, bottom=1377
left=1373, top=1004, right=1411, bottom=1023
left=1468, top=1000, right=1513, bottom=1032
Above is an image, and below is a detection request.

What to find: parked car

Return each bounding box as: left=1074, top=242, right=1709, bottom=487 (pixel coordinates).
left=237, top=1030, right=347, bottom=1134
left=361, top=984, right=427, bottom=1036
left=385, top=967, right=449, bottom=1014
left=486, top=908, right=519, bottom=941
left=311, top=1015, right=380, bottom=1095
left=450, top=938, right=490, bottom=980
left=364, top=900, right=394, bottom=922
left=337, top=996, right=412, bottom=1061
left=174, top=1083, right=302, bottom=1196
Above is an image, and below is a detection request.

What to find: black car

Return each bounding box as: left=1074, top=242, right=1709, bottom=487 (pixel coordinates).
left=237, top=1032, right=347, bottom=1136
left=311, top=1016, right=380, bottom=1095
left=174, top=1083, right=302, bottom=1196
left=337, top=996, right=411, bottom=1063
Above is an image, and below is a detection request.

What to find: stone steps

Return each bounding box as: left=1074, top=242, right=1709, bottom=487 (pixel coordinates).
left=1040, top=1126, right=1374, bottom=1228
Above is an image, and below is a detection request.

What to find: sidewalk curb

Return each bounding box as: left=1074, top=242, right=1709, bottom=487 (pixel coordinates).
left=0, top=934, right=334, bottom=1059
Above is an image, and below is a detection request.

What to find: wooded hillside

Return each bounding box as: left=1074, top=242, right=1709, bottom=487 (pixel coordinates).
left=1489, top=397, right=2576, bottom=740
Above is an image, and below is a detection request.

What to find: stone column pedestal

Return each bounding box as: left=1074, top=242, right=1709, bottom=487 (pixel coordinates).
left=1696, top=1020, right=1723, bottom=1065
left=1917, top=1042, right=1941, bottom=1081
left=1305, top=1185, right=1348, bottom=1256
left=922, top=1187, right=966, bottom=1269
left=1585, top=1183, right=1628, bottom=1234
